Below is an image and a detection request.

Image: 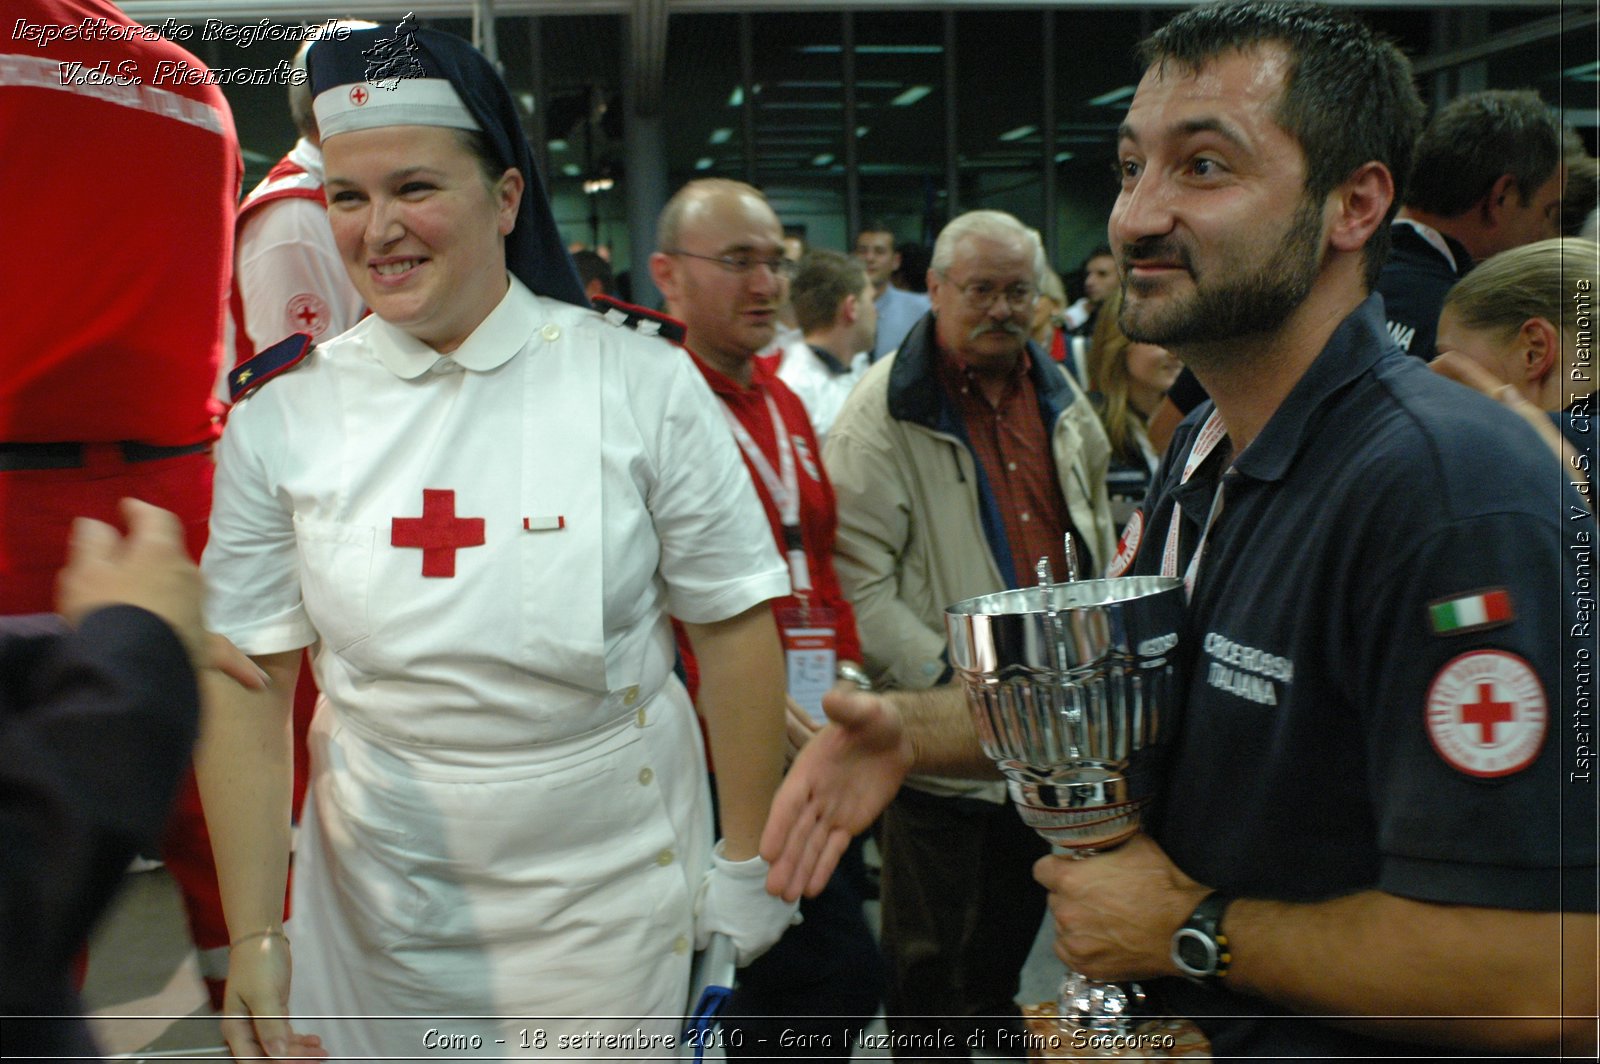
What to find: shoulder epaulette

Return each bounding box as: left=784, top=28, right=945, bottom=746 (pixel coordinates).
left=229, top=332, right=313, bottom=404
left=591, top=294, right=687, bottom=346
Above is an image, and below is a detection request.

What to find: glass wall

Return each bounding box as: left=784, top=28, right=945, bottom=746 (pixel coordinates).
left=205, top=4, right=1593, bottom=290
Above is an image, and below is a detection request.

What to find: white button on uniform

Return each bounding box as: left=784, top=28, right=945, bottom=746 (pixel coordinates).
left=541, top=323, right=561, bottom=342
left=636, top=708, right=648, bottom=728
left=657, top=849, right=674, bottom=866
left=638, top=767, right=653, bottom=786
left=623, top=685, right=640, bottom=707
left=673, top=936, right=690, bottom=955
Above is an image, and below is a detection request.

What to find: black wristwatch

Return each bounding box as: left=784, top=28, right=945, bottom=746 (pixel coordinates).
left=1171, top=890, right=1233, bottom=983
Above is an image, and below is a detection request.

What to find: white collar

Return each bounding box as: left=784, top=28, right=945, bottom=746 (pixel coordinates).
left=288, top=137, right=325, bottom=183
left=370, top=276, right=541, bottom=379
left=1393, top=218, right=1459, bottom=274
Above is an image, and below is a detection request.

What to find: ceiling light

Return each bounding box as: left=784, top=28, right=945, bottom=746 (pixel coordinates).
left=548, top=139, right=568, bottom=152
left=998, top=125, right=1036, bottom=142
left=695, top=157, right=714, bottom=171
left=1088, top=86, right=1136, bottom=106
left=1054, top=151, right=1075, bottom=163
left=799, top=44, right=943, bottom=55
left=561, top=164, right=581, bottom=177
left=891, top=85, right=932, bottom=107
left=813, top=154, right=835, bottom=166
left=728, top=87, right=743, bottom=107
left=856, top=126, right=869, bottom=138
left=709, top=128, right=732, bottom=144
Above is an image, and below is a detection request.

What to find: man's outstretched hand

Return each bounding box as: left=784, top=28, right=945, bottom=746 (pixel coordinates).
left=760, top=687, right=914, bottom=901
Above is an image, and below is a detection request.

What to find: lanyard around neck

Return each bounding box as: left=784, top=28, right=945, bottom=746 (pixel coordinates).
left=719, top=393, right=812, bottom=593
left=1161, top=408, right=1230, bottom=601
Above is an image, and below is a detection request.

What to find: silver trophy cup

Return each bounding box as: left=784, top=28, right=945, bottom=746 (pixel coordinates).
left=945, top=575, right=1185, bottom=1042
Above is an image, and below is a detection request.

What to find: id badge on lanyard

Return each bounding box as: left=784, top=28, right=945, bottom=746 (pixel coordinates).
left=720, top=395, right=835, bottom=720
left=776, top=604, right=837, bottom=723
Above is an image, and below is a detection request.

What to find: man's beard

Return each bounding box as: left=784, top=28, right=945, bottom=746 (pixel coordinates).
left=1118, top=197, right=1324, bottom=349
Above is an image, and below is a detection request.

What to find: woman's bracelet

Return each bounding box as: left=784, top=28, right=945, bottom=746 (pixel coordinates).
left=229, top=929, right=288, bottom=950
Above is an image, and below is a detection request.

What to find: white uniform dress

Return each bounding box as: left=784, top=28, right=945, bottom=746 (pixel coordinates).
left=203, top=278, right=789, bottom=1059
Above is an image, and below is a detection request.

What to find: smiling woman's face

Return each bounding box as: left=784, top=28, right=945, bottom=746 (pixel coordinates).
left=323, top=125, right=522, bottom=353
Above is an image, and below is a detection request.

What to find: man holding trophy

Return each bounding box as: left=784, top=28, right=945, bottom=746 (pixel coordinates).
left=764, top=1, right=1597, bottom=1057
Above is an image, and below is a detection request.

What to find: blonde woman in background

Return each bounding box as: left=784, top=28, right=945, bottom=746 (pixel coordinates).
left=1432, top=236, right=1597, bottom=487
left=1087, top=286, right=1182, bottom=521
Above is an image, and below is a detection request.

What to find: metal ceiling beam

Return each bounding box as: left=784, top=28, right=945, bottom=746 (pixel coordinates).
left=473, top=0, right=499, bottom=65
left=843, top=11, right=861, bottom=239
left=119, top=0, right=1569, bottom=19
left=120, top=2, right=631, bottom=18
left=630, top=0, right=669, bottom=117
left=1411, top=10, right=1597, bottom=75
left=1041, top=7, right=1058, bottom=267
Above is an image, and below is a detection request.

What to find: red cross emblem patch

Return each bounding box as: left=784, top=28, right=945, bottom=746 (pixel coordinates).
left=1107, top=509, right=1144, bottom=579
left=287, top=293, right=330, bottom=338
left=391, top=489, right=485, bottom=578
left=1425, top=650, right=1547, bottom=778
left=349, top=85, right=369, bottom=106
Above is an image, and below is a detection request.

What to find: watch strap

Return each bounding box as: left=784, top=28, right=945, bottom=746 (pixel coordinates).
left=1174, top=890, right=1233, bottom=981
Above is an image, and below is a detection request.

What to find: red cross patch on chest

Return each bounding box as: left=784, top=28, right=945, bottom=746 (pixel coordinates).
left=391, top=489, right=485, bottom=578
left=1425, top=650, right=1548, bottom=778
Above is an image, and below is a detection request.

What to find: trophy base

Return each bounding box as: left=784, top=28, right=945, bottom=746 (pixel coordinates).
left=1021, top=1003, right=1211, bottom=1060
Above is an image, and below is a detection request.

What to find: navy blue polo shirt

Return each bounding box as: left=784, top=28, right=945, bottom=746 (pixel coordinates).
left=1127, top=295, right=1595, bottom=1056
left=1375, top=221, right=1473, bottom=359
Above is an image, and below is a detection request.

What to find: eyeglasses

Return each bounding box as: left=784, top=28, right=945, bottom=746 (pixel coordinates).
left=668, top=249, right=799, bottom=279
left=943, top=277, right=1038, bottom=312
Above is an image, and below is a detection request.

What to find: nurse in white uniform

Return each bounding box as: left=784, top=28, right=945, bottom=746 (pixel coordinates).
left=196, top=24, right=796, bottom=1062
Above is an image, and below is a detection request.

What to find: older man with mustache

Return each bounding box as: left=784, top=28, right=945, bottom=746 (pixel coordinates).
left=821, top=209, right=1114, bottom=1056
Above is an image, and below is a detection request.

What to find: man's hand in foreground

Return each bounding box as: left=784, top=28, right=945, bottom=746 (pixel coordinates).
left=760, top=687, right=913, bottom=901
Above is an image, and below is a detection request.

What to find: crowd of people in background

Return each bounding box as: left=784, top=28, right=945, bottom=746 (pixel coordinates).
left=3, top=0, right=1595, bottom=1061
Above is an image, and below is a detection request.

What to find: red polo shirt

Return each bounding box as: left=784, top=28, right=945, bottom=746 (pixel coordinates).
left=677, top=352, right=862, bottom=698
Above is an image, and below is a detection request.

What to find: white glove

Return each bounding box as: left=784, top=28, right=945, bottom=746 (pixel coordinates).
left=693, top=841, right=801, bottom=967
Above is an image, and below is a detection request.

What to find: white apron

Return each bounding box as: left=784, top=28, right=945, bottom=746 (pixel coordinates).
left=287, top=680, right=710, bottom=1060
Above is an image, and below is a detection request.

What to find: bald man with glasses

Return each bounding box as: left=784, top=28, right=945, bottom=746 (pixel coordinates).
left=650, top=178, right=885, bottom=1062
left=822, top=208, right=1114, bottom=1057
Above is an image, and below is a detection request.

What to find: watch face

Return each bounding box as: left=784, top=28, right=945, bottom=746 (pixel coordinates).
left=1174, top=928, right=1216, bottom=976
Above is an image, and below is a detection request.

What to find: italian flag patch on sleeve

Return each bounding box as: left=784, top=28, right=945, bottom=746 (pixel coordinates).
left=1429, top=589, right=1513, bottom=635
